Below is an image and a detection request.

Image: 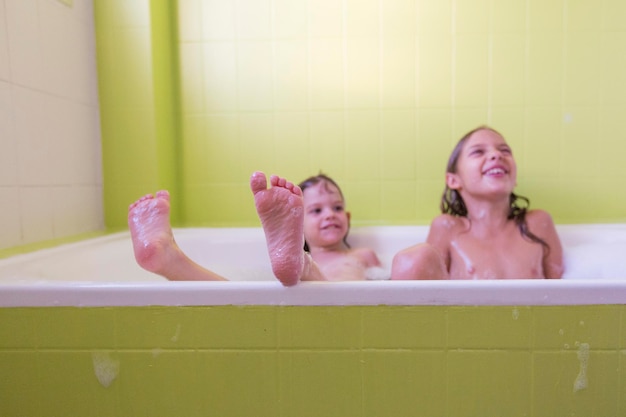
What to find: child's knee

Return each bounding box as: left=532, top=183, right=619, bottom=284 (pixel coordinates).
left=391, top=244, right=430, bottom=279
left=391, top=244, right=446, bottom=280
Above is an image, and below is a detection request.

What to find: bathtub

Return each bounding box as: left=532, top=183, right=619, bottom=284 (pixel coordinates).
left=0, top=224, right=625, bottom=306
left=1, top=225, right=625, bottom=417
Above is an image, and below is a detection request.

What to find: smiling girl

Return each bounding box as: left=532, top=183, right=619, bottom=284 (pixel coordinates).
left=392, top=126, right=564, bottom=280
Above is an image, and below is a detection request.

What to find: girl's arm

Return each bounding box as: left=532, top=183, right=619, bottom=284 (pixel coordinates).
left=528, top=210, right=564, bottom=279
left=425, top=214, right=457, bottom=272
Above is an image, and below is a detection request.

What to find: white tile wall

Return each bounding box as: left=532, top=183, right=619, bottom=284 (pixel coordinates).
left=0, top=81, right=17, bottom=186
left=0, top=1, right=10, bottom=81
left=0, top=187, right=21, bottom=248
left=0, top=0, right=102, bottom=250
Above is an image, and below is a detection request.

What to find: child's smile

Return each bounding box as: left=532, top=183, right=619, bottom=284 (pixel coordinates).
left=302, top=182, right=350, bottom=251
left=451, top=129, right=517, bottom=197
left=482, top=165, right=508, bottom=177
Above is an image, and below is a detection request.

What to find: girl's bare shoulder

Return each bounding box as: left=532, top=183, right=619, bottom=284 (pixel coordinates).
left=525, top=209, right=557, bottom=230
left=430, top=213, right=466, bottom=233
left=427, top=214, right=467, bottom=249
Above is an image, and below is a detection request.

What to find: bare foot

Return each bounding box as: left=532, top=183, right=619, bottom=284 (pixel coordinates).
left=128, top=191, right=226, bottom=281
left=251, top=172, right=320, bottom=286
left=128, top=190, right=175, bottom=274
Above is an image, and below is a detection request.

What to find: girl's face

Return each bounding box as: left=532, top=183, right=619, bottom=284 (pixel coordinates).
left=447, top=128, right=517, bottom=198
left=302, top=181, right=350, bottom=250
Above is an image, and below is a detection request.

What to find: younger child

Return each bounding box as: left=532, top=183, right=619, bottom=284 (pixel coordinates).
left=128, top=173, right=382, bottom=284
left=251, top=171, right=382, bottom=286
left=391, top=126, right=564, bottom=280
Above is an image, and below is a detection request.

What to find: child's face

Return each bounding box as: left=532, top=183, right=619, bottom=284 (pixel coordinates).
left=302, top=181, right=350, bottom=250
left=447, top=128, right=517, bottom=198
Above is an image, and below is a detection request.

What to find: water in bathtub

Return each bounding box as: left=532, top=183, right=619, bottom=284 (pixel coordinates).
left=1, top=224, right=626, bottom=282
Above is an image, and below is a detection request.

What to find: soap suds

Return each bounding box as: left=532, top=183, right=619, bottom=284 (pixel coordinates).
left=92, top=351, right=120, bottom=388
left=171, top=324, right=181, bottom=342
left=573, top=342, right=590, bottom=392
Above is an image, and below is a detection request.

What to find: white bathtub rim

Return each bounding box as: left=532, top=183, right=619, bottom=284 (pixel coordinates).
left=1, top=280, right=625, bottom=307
left=2, top=224, right=626, bottom=307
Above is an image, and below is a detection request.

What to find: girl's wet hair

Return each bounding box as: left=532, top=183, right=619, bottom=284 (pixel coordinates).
left=440, top=125, right=550, bottom=253
left=298, top=173, right=351, bottom=252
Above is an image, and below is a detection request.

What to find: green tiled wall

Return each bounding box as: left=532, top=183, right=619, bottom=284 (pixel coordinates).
left=96, top=0, right=626, bottom=229
left=1, top=305, right=624, bottom=416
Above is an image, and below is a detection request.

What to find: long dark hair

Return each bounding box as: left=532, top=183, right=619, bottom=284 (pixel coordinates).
left=441, top=126, right=549, bottom=252
left=298, top=173, right=351, bottom=252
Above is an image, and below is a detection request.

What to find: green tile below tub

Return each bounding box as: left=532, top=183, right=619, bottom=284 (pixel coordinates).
left=194, top=306, right=277, bottom=349
left=115, top=306, right=196, bottom=349
left=617, top=349, right=626, bottom=416
left=362, top=351, right=446, bottom=417
left=116, top=350, right=203, bottom=416
left=0, top=351, right=41, bottom=416
left=447, top=350, right=532, bottom=417
left=119, top=350, right=279, bottom=417
left=277, top=306, right=361, bottom=349
left=620, top=305, right=626, bottom=349
left=115, top=306, right=278, bottom=350
left=279, top=351, right=362, bottom=417
left=36, top=351, right=119, bottom=417
left=0, top=308, right=38, bottom=348
left=1, top=304, right=625, bottom=416
left=199, top=351, right=279, bottom=416
left=35, top=307, right=117, bottom=349
left=533, top=350, right=620, bottom=417
left=361, top=306, right=446, bottom=349
left=447, top=306, right=532, bottom=349
left=532, top=305, right=622, bottom=349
